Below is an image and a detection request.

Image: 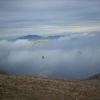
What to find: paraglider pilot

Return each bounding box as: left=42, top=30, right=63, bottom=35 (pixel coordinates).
left=42, top=56, right=44, bottom=59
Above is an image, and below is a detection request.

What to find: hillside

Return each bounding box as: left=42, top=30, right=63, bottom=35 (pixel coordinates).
left=0, top=74, right=100, bottom=100
left=86, top=73, right=100, bottom=80
left=0, top=69, right=7, bottom=74
left=9, top=35, right=65, bottom=41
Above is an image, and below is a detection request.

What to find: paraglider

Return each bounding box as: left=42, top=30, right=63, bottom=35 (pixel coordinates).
left=77, top=51, right=81, bottom=56
left=77, top=51, right=81, bottom=54
left=42, top=56, right=44, bottom=59
left=31, top=40, right=52, bottom=47
left=31, top=39, right=52, bottom=59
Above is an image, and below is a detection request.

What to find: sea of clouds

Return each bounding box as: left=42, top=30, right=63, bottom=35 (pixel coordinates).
left=0, top=32, right=100, bottom=79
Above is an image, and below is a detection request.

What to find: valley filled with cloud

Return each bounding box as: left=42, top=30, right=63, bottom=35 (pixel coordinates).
left=0, top=33, right=100, bottom=79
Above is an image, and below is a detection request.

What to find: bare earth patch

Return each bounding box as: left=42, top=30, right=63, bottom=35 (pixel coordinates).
left=0, top=74, right=100, bottom=100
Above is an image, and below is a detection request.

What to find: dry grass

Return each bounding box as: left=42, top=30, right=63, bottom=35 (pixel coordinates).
left=0, top=74, right=100, bottom=100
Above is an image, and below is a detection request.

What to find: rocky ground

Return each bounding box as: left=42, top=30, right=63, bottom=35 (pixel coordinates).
left=0, top=74, right=100, bottom=100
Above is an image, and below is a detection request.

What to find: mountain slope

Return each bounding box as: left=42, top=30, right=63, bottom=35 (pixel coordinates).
left=0, top=69, right=8, bottom=74
left=9, top=35, right=65, bottom=41
left=86, top=73, right=100, bottom=80
left=0, top=74, right=100, bottom=100
left=10, top=35, right=45, bottom=41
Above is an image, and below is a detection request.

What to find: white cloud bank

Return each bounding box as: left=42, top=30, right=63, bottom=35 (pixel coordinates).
left=0, top=33, right=100, bottom=79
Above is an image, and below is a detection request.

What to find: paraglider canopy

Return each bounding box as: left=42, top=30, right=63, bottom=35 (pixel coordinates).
left=77, top=51, right=81, bottom=54
left=31, top=39, right=52, bottom=47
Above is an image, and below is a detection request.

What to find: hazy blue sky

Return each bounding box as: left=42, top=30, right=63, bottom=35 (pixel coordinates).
left=0, top=0, right=100, bottom=38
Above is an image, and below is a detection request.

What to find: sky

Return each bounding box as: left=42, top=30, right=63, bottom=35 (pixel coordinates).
left=0, top=0, right=100, bottom=79
left=0, top=0, right=100, bottom=39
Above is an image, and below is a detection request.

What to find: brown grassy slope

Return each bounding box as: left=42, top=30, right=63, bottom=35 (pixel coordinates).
left=0, top=74, right=100, bottom=100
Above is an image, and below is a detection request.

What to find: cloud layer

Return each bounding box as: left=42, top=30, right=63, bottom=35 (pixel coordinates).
left=0, top=33, right=100, bottom=79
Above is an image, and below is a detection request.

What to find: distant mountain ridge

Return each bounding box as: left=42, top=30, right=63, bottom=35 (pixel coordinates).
left=10, top=35, right=44, bottom=41
left=86, top=73, right=100, bottom=80
left=10, top=35, right=65, bottom=41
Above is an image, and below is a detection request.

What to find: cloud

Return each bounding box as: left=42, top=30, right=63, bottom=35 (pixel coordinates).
left=8, top=50, right=31, bottom=63
left=58, top=32, right=96, bottom=41
left=0, top=34, right=100, bottom=79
